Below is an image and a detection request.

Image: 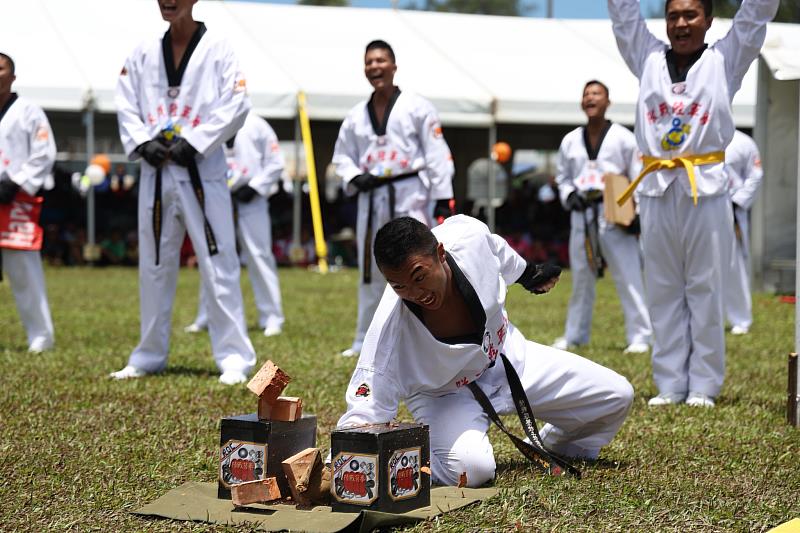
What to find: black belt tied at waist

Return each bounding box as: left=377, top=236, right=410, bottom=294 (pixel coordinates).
left=152, top=158, right=218, bottom=265
left=468, top=353, right=581, bottom=478
left=362, top=170, right=420, bottom=284
left=581, top=194, right=604, bottom=278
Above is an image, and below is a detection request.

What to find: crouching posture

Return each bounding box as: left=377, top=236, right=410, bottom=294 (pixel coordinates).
left=335, top=215, right=633, bottom=486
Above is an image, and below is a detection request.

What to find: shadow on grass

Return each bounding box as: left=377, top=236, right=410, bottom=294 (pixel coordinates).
left=160, top=366, right=218, bottom=379
left=495, top=457, right=631, bottom=477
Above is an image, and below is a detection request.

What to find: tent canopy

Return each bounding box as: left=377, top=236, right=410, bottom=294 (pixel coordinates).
left=1, top=0, right=798, bottom=127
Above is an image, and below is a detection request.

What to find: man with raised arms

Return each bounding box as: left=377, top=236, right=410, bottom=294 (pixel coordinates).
left=608, top=0, right=779, bottom=407
left=110, top=0, right=256, bottom=385
left=552, top=80, right=651, bottom=355
left=335, top=215, right=633, bottom=486
left=333, top=39, right=455, bottom=358
left=0, top=52, right=57, bottom=354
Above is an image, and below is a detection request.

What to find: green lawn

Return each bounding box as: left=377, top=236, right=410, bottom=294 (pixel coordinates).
left=0, top=266, right=797, bottom=531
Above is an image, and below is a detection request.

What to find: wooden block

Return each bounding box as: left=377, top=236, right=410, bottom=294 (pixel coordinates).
left=281, top=447, right=320, bottom=507
left=230, top=477, right=282, bottom=506
left=258, top=396, right=302, bottom=421
left=247, top=360, right=291, bottom=404
left=603, top=173, right=636, bottom=226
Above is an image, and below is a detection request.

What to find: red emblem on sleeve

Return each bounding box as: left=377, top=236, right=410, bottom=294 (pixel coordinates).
left=355, top=383, right=371, bottom=398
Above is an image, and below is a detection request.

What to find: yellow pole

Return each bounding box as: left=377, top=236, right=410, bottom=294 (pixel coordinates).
left=297, top=91, right=328, bottom=273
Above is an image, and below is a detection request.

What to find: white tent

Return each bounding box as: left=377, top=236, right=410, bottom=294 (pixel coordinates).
left=2, top=0, right=794, bottom=127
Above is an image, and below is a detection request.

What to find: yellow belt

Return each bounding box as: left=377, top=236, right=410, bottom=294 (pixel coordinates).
left=616, top=151, right=725, bottom=207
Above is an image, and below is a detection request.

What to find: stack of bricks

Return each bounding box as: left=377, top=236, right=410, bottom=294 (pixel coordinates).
left=247, top=360, right=303, bottom=422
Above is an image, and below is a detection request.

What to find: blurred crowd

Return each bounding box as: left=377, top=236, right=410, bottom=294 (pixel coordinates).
left=38, top=164, right=571, bottom=269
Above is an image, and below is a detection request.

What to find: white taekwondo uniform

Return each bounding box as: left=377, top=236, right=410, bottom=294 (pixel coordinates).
left=724, top=130, right=763, bottom=331
left=336, top=215, right=633, bottom=486
left=192, top=112, right=285, bottom=333
left=115, top=22, right=256, bottom=375
left=555, top=122, right=651, bottom=347
left=609, top=0, right=778, bottom=397
left=0, top=93, right=56, bottom=352
left=333, top=88, right=454, bottom=354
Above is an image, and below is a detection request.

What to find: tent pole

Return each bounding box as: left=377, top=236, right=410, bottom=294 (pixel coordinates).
left=297, top=91, right=328, bottom=273
left=487, top=99, right=498, bottom=233
left=792, top=88, right=800, bottom=427
left=83, top=91, right=96, bottom=264
left=291, top=114, right=302, bottom=263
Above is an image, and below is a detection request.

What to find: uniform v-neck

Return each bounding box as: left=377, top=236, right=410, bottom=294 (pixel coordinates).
left=367, top=87, right=401, bottom=136
left=162, top=22, right=207, bottom=87
left=403, top=253, right=486, bottom=346
left=666, top=44, right=708, bottom=84
left=0, top=93, right=18, bottom=124
left=582, top=120, right=612, bottom=161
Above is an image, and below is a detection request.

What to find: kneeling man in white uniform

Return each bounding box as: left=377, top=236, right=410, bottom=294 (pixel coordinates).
left=335, top=215, right=633, bottom=486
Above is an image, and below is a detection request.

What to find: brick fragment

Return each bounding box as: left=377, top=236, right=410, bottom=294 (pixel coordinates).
left=281, top=447, right=320, bottom=507
left=230, top=477, right=282, bottom=506
left=247, top=360, right=291, bottom=404
left=258, top=396, right=302, bottom=421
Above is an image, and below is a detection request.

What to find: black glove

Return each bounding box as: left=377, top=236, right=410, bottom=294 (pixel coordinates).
left=135, top=139, right=170, bottom=168
left=350, top=173, right=378, bottom=192
left=0, top=179, right=20, bottom=204
left=623, top=215, right=640, bottom=235
left=516, top=262, right=562, bottom=294
left=233, top=184, right=258, bottom=203
left=565, top=191, right=587, bottom=211
left=169, top=137, right=198, bottom=167
left=433, top=199, right=454, bottom=220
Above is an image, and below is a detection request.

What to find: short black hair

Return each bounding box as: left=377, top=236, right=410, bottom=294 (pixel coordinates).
left=0, top=52, right=15, bottom=75
left=374, top=217, right=438, bottom=271
left=665, top=0, right=713, bottom=18
left=365, top=40, right=396, bottom=63
left=583, top=79, right=609, bottom=99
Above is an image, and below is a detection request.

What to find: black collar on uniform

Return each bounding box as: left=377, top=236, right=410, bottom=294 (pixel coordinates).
left=582, top=120, right=612, bottom=161
left=162, top=22, right=207, bottom=87
left=403, top=252, right=486, bottom=346
left=0, top=93, right=19, bottom=124
left=367, top=86, right=401, bottom=136
left=666, top=44, right=708, bottom=84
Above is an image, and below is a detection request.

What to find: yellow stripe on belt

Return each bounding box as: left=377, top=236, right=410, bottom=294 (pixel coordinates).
left=616, top=151, right=725, bottom=207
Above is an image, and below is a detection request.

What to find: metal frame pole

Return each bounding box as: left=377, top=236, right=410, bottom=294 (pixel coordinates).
left=83, top=92, right=96, bottom=262
left=792, top=88, right=800, bottom=426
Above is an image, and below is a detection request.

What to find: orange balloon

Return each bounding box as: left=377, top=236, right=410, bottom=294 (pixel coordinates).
left=492, top=142, right=512, bottom=163
left=91, top=154, right=112, bottom=175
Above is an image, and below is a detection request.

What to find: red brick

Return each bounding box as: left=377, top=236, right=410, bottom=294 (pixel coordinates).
left=230, top=477, right=282, bottom=506
left=258, top=396, right=302, bottom=421
left=247, top=360, right=291, bottom=403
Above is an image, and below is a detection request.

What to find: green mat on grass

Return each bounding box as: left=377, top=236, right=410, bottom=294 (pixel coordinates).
left=134, top=482, right=498, bottom=532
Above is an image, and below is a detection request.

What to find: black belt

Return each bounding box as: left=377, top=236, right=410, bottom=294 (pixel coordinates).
left=362, top=171, right=420, bottom=284
left=468, top=353, right=581, bottom=478
left=152, top=159, right=218, bottom=265
left=581, top=197, right=604, bottom=278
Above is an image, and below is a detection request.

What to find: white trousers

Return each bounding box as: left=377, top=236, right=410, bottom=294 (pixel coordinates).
left=405, top=325, right=633, bottom=487
left=724, top=205, right=752, bottom=329
left=2, top=248, right=54, bottom=348
left=128, top=173, right=255, bottom=374
left=194, top=196, right=284, bottom=330
left=350, top=181, right=431, bottom=353
left=639, top=184, right=733, bottom=397
left=564, top=205, right=652, bottom=346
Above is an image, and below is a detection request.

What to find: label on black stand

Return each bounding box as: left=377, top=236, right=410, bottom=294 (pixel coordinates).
left=219, top=440, right=267, bottom=487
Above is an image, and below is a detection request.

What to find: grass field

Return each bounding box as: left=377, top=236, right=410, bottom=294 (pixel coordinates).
left=0, top=265, right=798, bottom=532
